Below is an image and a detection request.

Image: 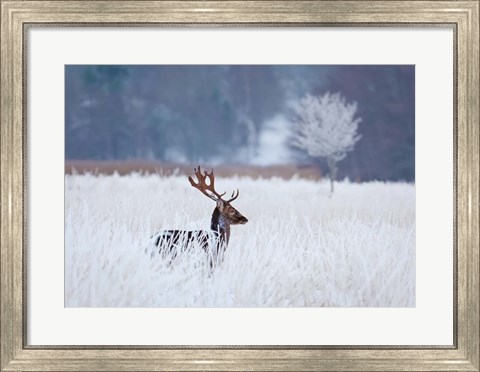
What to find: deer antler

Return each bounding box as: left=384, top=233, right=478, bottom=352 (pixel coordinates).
left=226, top=189, right=239, bottom=203
left=188, top=166, right=226, bottom=202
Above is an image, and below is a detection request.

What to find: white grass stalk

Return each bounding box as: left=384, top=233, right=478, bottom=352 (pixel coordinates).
left=65, top=174, right=415, bottom=307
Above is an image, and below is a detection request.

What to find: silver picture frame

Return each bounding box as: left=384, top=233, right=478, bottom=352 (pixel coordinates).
left=1, top=1, right=478, bottom=370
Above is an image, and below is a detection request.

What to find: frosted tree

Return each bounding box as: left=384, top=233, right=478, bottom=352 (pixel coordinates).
left=291, top=92, right=361, bottom=194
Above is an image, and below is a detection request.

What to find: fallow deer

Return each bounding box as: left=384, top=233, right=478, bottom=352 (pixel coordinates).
left=152, top=166, right=248, bottom=266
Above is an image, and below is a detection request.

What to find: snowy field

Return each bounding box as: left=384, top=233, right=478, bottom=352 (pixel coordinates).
left=65, top=173, right=415, bottom=307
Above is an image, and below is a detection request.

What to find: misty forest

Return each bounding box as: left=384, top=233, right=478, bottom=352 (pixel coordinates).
left=65, top=65, right=414, bottom=182
left=65, top=65, right=415, bottom=307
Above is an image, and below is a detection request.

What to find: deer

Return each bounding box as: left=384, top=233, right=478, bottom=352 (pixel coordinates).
left=152, top=166, right=248, bottom=267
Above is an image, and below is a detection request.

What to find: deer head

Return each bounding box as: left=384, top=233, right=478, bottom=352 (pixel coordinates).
left=188, top=166, right=248, bottom=225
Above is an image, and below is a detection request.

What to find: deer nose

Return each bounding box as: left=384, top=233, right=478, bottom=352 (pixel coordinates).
left=241, top=217, right=248, bottom=224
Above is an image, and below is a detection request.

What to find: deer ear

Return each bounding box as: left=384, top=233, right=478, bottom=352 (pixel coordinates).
left=216, top=199, right=225, bottom=211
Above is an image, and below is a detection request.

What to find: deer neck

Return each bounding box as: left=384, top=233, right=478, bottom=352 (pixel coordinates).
left=210, top=207, right=230, bottom=245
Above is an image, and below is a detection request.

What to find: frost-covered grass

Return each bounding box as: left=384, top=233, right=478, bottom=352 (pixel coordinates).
left=65, top=173, right=415, bottom=307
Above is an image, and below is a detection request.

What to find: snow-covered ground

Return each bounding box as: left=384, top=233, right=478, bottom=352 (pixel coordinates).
left=65, top=173, right=415, bottom=307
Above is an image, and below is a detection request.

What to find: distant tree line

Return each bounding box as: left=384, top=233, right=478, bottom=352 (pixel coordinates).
left=65, top=65, right=414, bottom=181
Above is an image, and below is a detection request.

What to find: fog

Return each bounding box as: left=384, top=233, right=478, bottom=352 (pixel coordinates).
left=65, top=65, right=415, bottom=181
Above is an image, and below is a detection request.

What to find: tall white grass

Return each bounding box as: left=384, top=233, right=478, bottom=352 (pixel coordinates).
left=65, top=173, right=415, bottom=307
